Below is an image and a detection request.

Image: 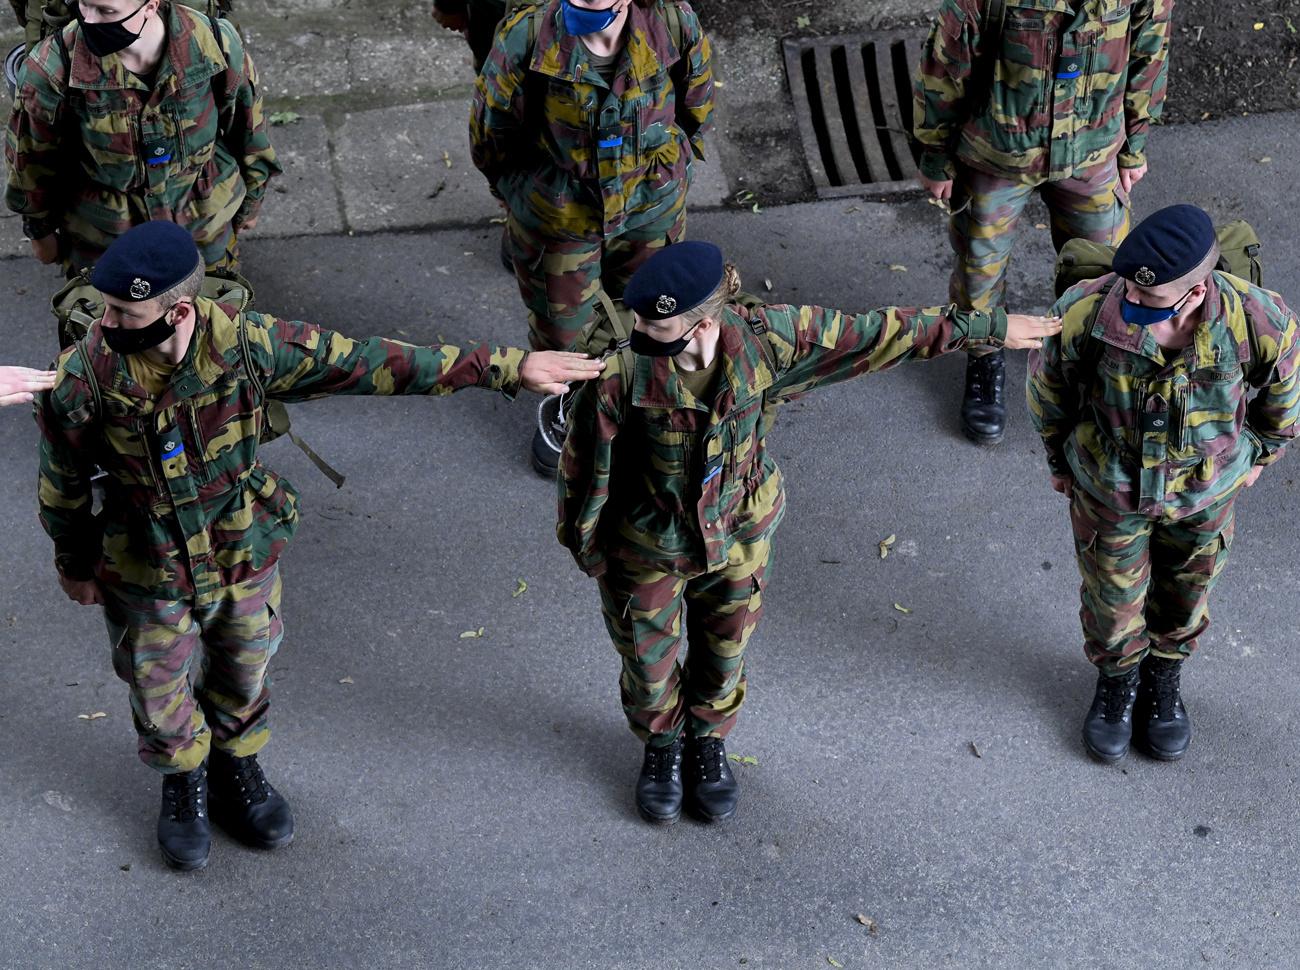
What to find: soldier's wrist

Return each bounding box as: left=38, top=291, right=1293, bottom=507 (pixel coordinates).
left=918, top=151, right=954, bottom=182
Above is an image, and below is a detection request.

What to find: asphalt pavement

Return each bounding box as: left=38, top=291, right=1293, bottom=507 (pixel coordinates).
left=3, top=98, right=1300, bottom=970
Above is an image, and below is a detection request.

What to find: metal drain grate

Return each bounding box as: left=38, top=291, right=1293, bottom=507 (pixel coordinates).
left=784, top=31, right=928, bottom=198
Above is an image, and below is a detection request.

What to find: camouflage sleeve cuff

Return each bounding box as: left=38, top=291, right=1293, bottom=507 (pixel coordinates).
left=483, top=345, right=527, bottom=399
left=22, top=216, right=57, bottom=240
left=1117, top=149, right=1146, bottom=169
left=918, top=151, right=955, bottom=182
left=960, top=308, right=1006, bottom=345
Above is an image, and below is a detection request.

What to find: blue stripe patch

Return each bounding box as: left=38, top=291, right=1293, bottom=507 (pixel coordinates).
left=597, top=135, right=623, bottom=149
left=1054, top=70, right=1082, bottom=79
left=147, top=152, right=173, bottom=166
left=702, top=465, right=722, bottom=486
left=160, top=441, right=185, bottom=460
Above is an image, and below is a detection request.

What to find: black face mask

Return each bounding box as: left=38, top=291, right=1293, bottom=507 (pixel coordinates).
left=629, top=320, right=701, bottom=358
left=102, top=305, right=177, bottom=355
left=74, top=0, right=150, bottom=58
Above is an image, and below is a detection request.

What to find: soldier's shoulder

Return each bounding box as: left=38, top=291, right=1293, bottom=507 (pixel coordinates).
left=1220, top=272, right=1297, bottom=337
left=20, top=26, right=74, bottom=91
left=45, top=345, right=97, bottom=422
left=169, top=2, right=230, bottom=70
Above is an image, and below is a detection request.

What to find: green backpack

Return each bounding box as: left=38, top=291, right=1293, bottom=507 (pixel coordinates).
left=10, top=0, right=235, bottom=53
left=51, top=268, right=347, bottom=488
left=1054, top=219, right=1264, bottom=300
left=1052, top=220, right=1265, bottom=381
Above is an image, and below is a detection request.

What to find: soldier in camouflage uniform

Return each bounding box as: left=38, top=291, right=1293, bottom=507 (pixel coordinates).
left=431, top=0, right=507, bottom=71
left=913, top=0, right=1172, bottom=445
left=1027, top=205, right=1300, bottom=764
left=5, top=0, right=279, bottom=275
left=470, top=0, right=713, bottom=474
left=36, top=221, right=604, bottom=870
left=559, top=241, right=1060, bottom=825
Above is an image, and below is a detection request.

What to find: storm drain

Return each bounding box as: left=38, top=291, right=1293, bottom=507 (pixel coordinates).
left=784, top=31, right=928, bottom=198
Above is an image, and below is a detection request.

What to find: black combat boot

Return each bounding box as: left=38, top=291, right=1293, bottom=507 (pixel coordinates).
left=1082, top=667, right=1140, bottom=763
left=1133, top=655, right=1192, bottom=761
left=157, top=764, right=210, bottom=871
left=960, top=349, right=1007, bottom=445
left=531, top=393, right=567, bottom=478
left=208, top=751, right=295, bottom=850
left=685, top=736, right=739, bottom=823
left=635, top=736, right=684, bottom=825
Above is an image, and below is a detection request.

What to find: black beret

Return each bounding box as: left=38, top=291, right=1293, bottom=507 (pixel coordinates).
left=623, top=241, right=725, bottom=320
left=1113, top=204, right=1216, bottom=287
left=91, top=221, right=202, bottom=302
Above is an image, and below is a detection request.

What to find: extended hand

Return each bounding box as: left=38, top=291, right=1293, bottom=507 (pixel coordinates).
left=1118, top=163, right=1148, bottom=195
left=1004, top=313, right=1063, bottom=350
left=237, top=213, right=259, bottom=233
left=1050, top=473, right=1073, bottom=496
left=58, top=573, right=104, bottom=606
left=917, top=173, right=953, bottom=201
left=1244, top=465, right=1264, bottom=488
left=30, top=233, right=59, bottom=264
left=0, top=365, right=56, bottom=405
left=520, top=351, right=606, bottom=395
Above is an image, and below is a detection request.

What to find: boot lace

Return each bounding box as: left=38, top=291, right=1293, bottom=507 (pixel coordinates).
left=693, top=738, right=726, bottom=783
left=162, top=770, right=206, bottom=822
left=1099, top=676, right=1136, bottom=723
left=643, top=743, right=680, bottom=783
left=1147, top=662, right=1182, bottom=720
left=225, top=755, right=272, bottom=807
left=968, top=354, right=1006, bottom=405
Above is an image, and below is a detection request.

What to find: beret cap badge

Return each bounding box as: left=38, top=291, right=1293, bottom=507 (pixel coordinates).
left=655, top=294, right=678, bottom=315
left=129, top=277, right=152, bottom=300
left=1135, top=266, right=1157, bottom=287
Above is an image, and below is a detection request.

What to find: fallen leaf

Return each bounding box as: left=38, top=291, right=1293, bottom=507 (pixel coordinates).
left=888, top=264, right=907, bottom=272
left=119, top=864, right=132, bottom=872
left=969, top=741, right=982, bottom=758
left=764, top=278, right=774, bottom=291
left=268, top=110, right=302, bottom=126
left=713, top=80, right=726, bottom=88
left=879, top=533, right=897, bottom=559
left=893, top=603, right=912, bottom=615
left=827, top=958, right=843, bottom=969
left=742, top=755, right=759, bottom=766
left=855, top=914, right=879, bottom=935
left=751, top=202, right=763, bottom=214
left=1253, top=21, right=1264, bottom=30
left=338, top=676, right=355, bottom=685
left=1034, top=222, right=1049, bottom=230
left=728, top=753, right=742, bottom=763
left=442, top=150, right=452, bottom=168
left=1258, top=156, right=1272, bottom=164
left=734, top=190, right=756, bottom=204
left=488, top=216, right=508, bottom=225
left=459, top=627, right=486, bottom=639
left=1200, top=111, right=1212, bottom=120
left=796, top=14, right=811, bottom=28
left=512, top=578, right=529, bottom=598
left=78, top=712, right=108, bottom=721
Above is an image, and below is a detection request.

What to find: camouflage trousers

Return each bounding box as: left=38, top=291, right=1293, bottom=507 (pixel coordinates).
left=949, top=162, right=1131, bottom=318
left=595, top=537, right=772, bottom=747
left=103, top=565, right=283, bottom=774
left=1070, top=485, right=1235, bottom=676
left=507, top=201, right=686, bottom=351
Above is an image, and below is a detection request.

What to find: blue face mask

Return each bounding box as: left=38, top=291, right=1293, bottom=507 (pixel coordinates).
left=562, top=0, right=620, bottom=35
left=1120, top=286, right=1195, bottom=327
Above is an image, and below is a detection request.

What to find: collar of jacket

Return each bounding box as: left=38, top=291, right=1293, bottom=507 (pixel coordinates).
left=67, top=3, right=225, bottom=93
left=88, top=296, right=239, bottom=412
left=627, top=306, right=776, bottom=414
left=1000, top=0, right=1093, bottom=15
left=1093, top=271, right=1248, bottom=370
left=528, top=0, right=682, bottom=89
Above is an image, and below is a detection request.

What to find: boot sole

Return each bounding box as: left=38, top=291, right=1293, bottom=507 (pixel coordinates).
left=685, top=799, right=737, bottom=824
left=530, top=454, right=558, bottom=479
left=636, top=804, right=681, bottom=826
left=160, top=847, right=210, bottom=871
left=1082, top=731, right=1129, bottom=765
left=1133, top=738, right=1189, bottom=762
left=214, top=823, right=295, bottom=850
left=960, top=421, right=1004, bottom=446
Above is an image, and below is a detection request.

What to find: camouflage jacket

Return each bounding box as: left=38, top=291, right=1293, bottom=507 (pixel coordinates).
left=1026, top=271, right=1300, bottom=518
left=470, top=0, right=714, bottom=240
left=5, top=3, right=280, bottom=265
left=36, top=298, right=527, bottom=605
left=912, top=0, right=1171, bottom=183
left=558, top=300, right=1007, bottom=577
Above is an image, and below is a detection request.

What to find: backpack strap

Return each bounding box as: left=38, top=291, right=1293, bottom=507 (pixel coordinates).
left=235, top=311, right=347, bottom=488
left=73, top=336, right=102, bottom=422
